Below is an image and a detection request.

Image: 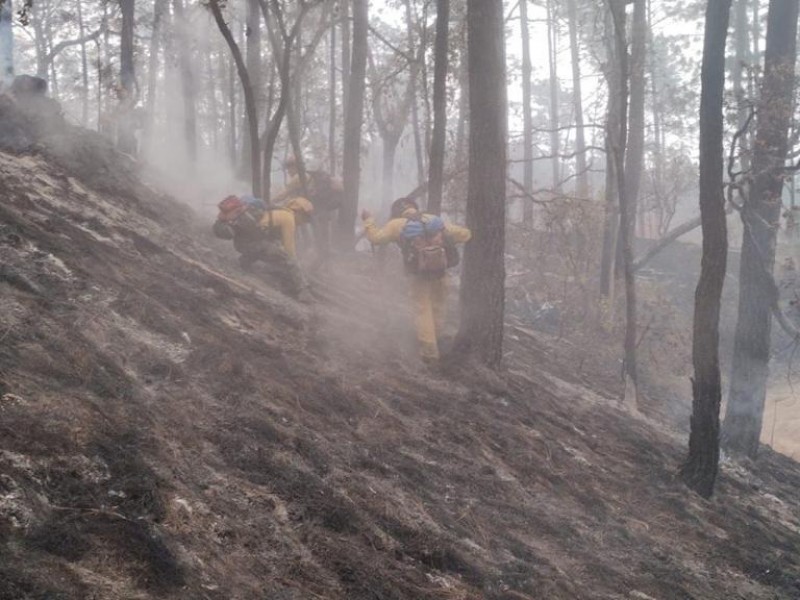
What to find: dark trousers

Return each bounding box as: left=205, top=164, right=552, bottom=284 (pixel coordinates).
left=238, top=239, right=306, bottom=298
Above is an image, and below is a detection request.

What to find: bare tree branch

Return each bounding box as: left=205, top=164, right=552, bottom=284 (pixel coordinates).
left=44, top=27, right=105, bottom=66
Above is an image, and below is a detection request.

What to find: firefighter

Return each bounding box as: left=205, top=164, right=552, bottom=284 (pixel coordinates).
left=213, top=195, right=313, bottom=300
left=361, top=197, right=471, bottom=362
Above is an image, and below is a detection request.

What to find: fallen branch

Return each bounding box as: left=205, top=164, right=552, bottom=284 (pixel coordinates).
left=633, top=204, right=737, bottom=273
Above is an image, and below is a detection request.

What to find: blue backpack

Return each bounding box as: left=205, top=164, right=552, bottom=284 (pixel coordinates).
left=399, top=214, right=458, bottom=277
left=240, top=195, right=267, bottom=211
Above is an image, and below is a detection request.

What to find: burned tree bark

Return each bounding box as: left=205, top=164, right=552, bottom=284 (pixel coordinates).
left=520, top=0, right=534, bottom=226
left=733, top=0, right=752, bottom=174
left=623, top=0, right=647, bottom=245
left=341, top=0, right=350, bottom=111
left=599, top=4, right=621, bottom=299
left=258, top=0, right=313, bottom=199
left=453, top=0, right=506, bottom=367
left=208, top=0, right=262, bottom=198
left=329, top=11, right=337, bottom=175
left=404, top=0, right=426, bottom=190
left=680, top=0, right=732, bottom=499
left=145, top=0, right=167, bottom=144
left=338, top=0, right=368, bottom=247
left=566, top=0, right=588, bottom=200
left=241, top=0, right=261, bottom=182
left=427, top=0, right=449, bottom=215
left=0, top=0, right=12, bottom=86
left=606, top=0, right=638, bottom=404
left=173, top=0, right=198, bottom=165
left=724, top=0, right=799, bottom=457
left=546, top=0, right=560, bottom=192
left=76, top=0, right=89, bottom=125
left=117, top=0, right=137, bottom=155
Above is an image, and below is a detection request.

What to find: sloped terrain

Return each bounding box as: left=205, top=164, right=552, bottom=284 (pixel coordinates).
left=1, top=98, right=799, bottom=600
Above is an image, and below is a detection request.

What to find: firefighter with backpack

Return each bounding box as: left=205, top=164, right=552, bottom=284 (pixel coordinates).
left=272, top=156, right=343, bottom=258
left=212, top=194, right=313, bottom=301
left=361, top=197, right=471, bottom=363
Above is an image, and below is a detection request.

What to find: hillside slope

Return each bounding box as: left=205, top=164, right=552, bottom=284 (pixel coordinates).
left=1, top=99, right=799, bottom=600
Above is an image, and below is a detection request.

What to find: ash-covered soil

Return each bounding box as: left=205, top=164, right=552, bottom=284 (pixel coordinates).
left=1, top=97, right=799, bottom=600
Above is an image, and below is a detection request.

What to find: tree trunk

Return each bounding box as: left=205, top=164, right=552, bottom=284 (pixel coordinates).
left=101, top=1, right=110, bottom=124
left=607, top=0, right=638, bottom=404
left=520, top=0, right=534, bottom=226
left=724, top=0, right=799, bottom=458
left=45, top=9, right=59, bottom=98
left=616, top=0, right=647, bottom=276
left=173, top=0, right=198, bottom=165
left=454, top=0, right=506, bottom=367
left=546, top=0, right=560, bottom=192
left=118, top=0, right=137, bottom=155
left=680, top=0, right=732, bottom=499
left=566, top=0, right=588, bottom=199
left=258, top=0, right=318, bottom=199
left=32, top=8, right=45, bottom=79
left=76, top=0, right=90, bottom=125
left=338, top=0, right=367, bottom=247
left=241, top=0, right=261, bottom=182
left=329, top=18, right=337, bottom=175
left=341, top=0, right=351, bottom=112
left=227, top=53, right=237, bottom=168
left=206, top=49, right=220, bottom=153
left=647, top=0, right=666, bottom=235
left=145, top=0, right=167, bottom=145
left=405, top=0, right=425, bottom=190
left=455, top=19, right=468, bottom=169
left=734, top=0, right=752, bottom=174
left=208, top=0, right=261, bottom=198
left=382, top=136, right=399, bottom=212
left=599, top=4, right=621, bottom=299
left=410, top=79, right=425, bottom=190
left=752, top=0, right=761, bottom=69
left=260, top=4, right=291, bottom=200
left=99, top=2, right=110, bottom=127
left=0, top=0, right=12, bottom=86
left=427, top=0, right=449, bottom=215
left=419, top=1, right=432, bottom=171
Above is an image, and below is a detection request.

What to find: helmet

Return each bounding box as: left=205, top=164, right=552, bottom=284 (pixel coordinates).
left=390, top=197, right=418, bottom=219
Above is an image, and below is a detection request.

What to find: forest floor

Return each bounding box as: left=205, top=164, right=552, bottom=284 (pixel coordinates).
left=1, top=96, right=800, bottom=600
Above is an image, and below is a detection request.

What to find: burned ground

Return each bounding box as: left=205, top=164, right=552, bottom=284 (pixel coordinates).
left=0, top=102, right=799, bottom=599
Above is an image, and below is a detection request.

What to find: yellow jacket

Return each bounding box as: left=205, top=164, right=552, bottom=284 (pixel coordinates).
left=272, top=175, right=304, bottom=204
left=258, top=197, right=314, bottom=259
left=363, top=209, right=472, bottom=246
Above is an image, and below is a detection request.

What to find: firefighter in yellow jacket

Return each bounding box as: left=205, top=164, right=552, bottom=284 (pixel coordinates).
left=273, top=156, right=343, bottom=258
left=361, top=197, right=472, bottom=362
left=213, top=195, right=313, bottom=299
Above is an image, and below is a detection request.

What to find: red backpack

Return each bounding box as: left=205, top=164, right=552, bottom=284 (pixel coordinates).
left=400, top=214, right=458, bottom=277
